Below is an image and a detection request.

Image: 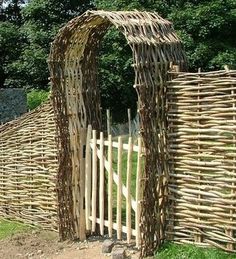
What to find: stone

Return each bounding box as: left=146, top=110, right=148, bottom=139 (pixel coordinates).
left=111, top=246, right=126, bottom=259
left=102, top=239, right=115, bottom=253
left=0, top=88, right=27, bottom=123
left=37, top=250, right=43, bottom=255
left=31, top=230, right=37, bottom=235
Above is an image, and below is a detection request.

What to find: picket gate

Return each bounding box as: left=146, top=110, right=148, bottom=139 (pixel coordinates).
left=84, top=125, right=143, bottom=247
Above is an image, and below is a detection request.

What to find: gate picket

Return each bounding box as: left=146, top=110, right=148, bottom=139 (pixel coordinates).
left=135, top=137, right=142, bottom=247
left=126, top=136, right=133, bottom=243
left=85, top=125, right=92, bottom=231
left=108, top=134, right=113, bottom=237
left=99, top=132, right=105, bottom=235
left=117, top=136, right=123, bottom=240
left=91, top=130, right=97, bottom=232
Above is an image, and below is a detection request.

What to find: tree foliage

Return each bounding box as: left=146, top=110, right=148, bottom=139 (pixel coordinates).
left=0, top=0, right=235, bottom=120
left=168, top=0, right=236, bottom=70
left=97, top=0, right=236, bottom=71
left=0, top=0, right=94, bottom=89
left=98, top=28, right=136, bottom=122
left=0, top=0, right=25, bottom=25
left=96, top=0, right=236, bottom=121
left=0, top=21, right=26, bottom=87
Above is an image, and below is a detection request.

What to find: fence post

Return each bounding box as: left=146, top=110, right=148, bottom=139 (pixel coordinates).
left=108, top=134, right=113, bottom=237
left=85, top=125, right=92, bottom=231
left=107, top=109, right=111, bottom=136
left=117, top=136, right=123, bottom=239
left=99, top=132, right=105, bottom=235
left=225, top=64, right=234, bottom=250
left=92, top=130, right=98, bottom=232
left=128, top=108, right=132, bottom=137
left=126, top=136, right=133, bottom=243
left=79, top=127, right=86, bottom=240
left=195, top=68, right=202, bottom=244
left=135, top=137, right=142, bottom=247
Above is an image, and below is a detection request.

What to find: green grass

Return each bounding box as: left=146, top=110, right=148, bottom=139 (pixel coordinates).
left=112, top=143, right=139, bottom=197
left=108, top=135, right=142, bottom=228
left=0, top=218, right=32, bottom=239
left=155, top=242, right=236, bottom=259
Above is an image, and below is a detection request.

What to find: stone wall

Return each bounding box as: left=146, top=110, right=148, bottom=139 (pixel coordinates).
left=0, top=88, right=27, bottom=123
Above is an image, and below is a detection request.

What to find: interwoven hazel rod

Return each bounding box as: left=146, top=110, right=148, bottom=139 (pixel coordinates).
left=167, top=69, right=236, bottom=252
left=48, top=10, right=186, bottom=256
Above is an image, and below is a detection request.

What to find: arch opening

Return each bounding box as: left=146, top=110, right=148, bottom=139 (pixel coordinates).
left=98, top=26, right=137, bottom=125
left=49, top=10, right=186, bottom=256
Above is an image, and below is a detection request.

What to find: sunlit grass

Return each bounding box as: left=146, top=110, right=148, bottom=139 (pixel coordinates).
left=155, top=242, right=236, bottom=259
left=0, top=218, right=32, bottom=240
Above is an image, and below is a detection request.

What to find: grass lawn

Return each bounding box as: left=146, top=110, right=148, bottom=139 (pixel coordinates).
left=155, top=242, right=236, bottom=259
left=0, top=218, right=32, bottom=239
left=109, top=135, right=141, bottom=227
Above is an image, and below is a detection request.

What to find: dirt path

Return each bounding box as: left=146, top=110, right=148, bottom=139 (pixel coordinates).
left=0, top=230, right=140, bottom=259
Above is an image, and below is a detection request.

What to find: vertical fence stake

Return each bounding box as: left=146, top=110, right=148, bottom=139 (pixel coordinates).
left=128, top=108, right=131, bottom=137
left=196, top=67, right=202, bottom=243
left=71, top=125, right=79, bottom=237
left=126, top=136, right=133, bottom=243
left=135, top=137, right=142, bottom=247
left=91, top=130, right=97, bottom=232
left=229, top=84, right=235, bottom=250
left=108, top=134, right=113, bottom=237
left=107, top=109, right=111, bottom=136
left=85, top=125, right=92, bottom=231
left=225, top=65, right=234, bottom=250
left=79, top=128, right=86, bottom=240
left=117, top=136, right=123, bottom=240
left=99, top=132, right=105, bottom=235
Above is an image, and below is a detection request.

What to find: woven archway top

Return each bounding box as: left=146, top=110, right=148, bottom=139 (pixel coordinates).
left=49, top=10, right=184, bottom=58
left=49, top=10, right=186, bottom=128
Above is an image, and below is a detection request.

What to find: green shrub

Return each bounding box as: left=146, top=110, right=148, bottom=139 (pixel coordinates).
left=27, top=89, right=49, bottom=110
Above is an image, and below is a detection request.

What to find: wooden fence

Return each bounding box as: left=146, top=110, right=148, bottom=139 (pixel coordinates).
left=167, top=69, right=236, bottom=252
left=0, top=101, right=58, bottom=230
left=0, top=69, right=236, bottom=255
left=84, top=125, right=144, bottom=247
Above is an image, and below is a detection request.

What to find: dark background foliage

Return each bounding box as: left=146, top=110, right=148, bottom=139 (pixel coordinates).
left=1, top=0, right=235, bottom=121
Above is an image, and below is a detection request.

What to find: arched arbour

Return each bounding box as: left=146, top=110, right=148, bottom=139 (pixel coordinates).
left=48, top=10, right=186, bottom=257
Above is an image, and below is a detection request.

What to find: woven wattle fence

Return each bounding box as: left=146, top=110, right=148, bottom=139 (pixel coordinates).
left=1, top=9, right=235, bottom=257
left=167, top=69, right=236, bottom=252
left=0, top=101, right=58, bottom=230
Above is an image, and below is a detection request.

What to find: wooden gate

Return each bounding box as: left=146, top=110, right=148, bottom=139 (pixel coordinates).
left=84, top=125, right=143, bottom=247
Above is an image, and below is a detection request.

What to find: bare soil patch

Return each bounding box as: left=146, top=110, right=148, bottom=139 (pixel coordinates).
left=0, top=230, right=140, bottom=259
